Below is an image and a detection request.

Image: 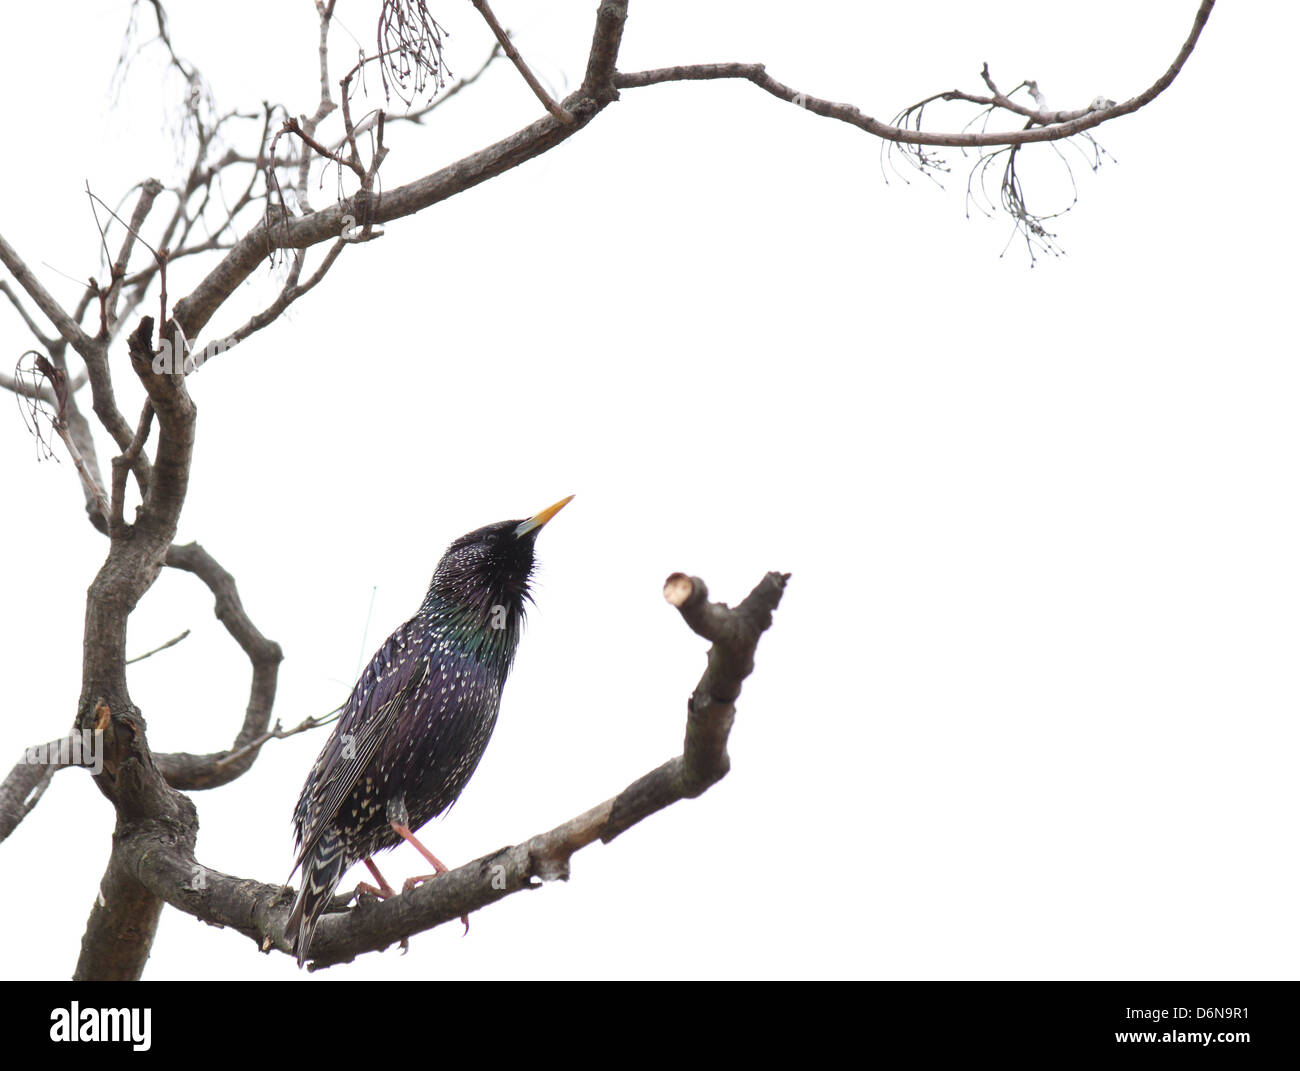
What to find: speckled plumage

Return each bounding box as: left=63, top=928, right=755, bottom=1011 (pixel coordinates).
left=287, top=498, right=571, bottom=964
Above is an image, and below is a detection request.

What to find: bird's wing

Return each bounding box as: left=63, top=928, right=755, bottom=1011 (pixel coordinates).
left=292, top=626, right=431, bottom=866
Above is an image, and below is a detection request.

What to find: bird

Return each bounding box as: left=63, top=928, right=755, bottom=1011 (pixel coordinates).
left=286, top=494, right=573, bottom=965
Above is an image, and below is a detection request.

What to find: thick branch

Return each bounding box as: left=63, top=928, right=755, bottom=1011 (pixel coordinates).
left=583, top=0, right=627, bottom=94
left=73, top=317, right=197, bottom=979
left=74, top=845, right=168, bottom=981
left=0, top=757, right=55, bottom=844
left=73, top=707, right=198, bottom=979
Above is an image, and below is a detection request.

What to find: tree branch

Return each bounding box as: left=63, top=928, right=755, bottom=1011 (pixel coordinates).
left=154, top=541, right=284, bottom=789
left=9, top=0, right=1217, bottom=983
left=109, top=400, right=154, bottom=535
left=612, top=0, right=1214, bottom=148
left=72, top=316, right=197, bottom=979
left=170, top=0, right=631, bottom=344
left=125, top=628, right=190, bottom=664
left=0, top=366, right=56, bottom=405
left=583, top=0, right=627, bottom=95
left=0, top=279, right=56, bottom=349
left=0, top=232, right=96, bottom=355
left=100, top=571, right=788, bottom=971
left=291, top=0, right=339, bottom=213
left=0, top=533, right=284, bottom=845
left=470, top=0, right=574, bottom=124
left=324, top=41, right=504, bottom=152
left=0, top=757, right=55, bottom=844
left=102, top=179, right=165, bottom=331
left=187, top=239, right=348, bottom=369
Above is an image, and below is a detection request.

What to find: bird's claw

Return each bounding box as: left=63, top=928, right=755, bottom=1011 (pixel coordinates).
left=351, top=880, right=394, bottom=903
left=399, top=874, right=470, bottom=932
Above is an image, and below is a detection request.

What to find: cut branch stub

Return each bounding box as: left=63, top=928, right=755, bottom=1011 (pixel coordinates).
left=663, top=570, right=790, bottom=792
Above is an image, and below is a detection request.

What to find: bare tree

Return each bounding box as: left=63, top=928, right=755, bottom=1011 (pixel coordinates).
left=0, top=0, right=1215, bottom=977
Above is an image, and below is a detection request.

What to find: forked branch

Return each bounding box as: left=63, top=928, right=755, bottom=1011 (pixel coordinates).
left=102, top=572, right=788, bottom=970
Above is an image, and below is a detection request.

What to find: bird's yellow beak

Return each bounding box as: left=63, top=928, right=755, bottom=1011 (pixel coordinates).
left=514, top=494, right=574, bottom=538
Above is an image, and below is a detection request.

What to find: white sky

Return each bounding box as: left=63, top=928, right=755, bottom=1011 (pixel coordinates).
left=1, top=1, right=1296, bottom=981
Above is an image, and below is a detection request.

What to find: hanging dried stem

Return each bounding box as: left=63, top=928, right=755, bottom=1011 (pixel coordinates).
left=376, top=0, right=451, bottom=105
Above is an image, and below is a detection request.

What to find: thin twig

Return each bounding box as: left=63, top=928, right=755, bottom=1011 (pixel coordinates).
left=189, top=238, right=348, bottom=369
left=611, top=0, right=1215, bottom=149
left=326, top=41, right=503, bottom=153
left=214, top=705, right=345, bottom=769
left=0, top=280, right=56, bottom=349
left=126, top=628, right=191, bottom=664
left=470, top=0, right=573, bottom=124
left=29, top=353, right=111, bottom=522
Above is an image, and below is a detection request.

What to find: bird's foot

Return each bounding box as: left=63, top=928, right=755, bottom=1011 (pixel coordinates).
left=351, top=880, right=395, bottom=903
left=388, top=824, right=468, bottom=931
left=357, top=858, right=398, bottom=900
left=401, top=872, right=469, bottom=934
left=401, top=872, right=438, bottom=893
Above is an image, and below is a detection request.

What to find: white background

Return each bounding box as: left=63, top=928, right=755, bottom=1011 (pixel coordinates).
left=1, top=1, right=1295, bottom=980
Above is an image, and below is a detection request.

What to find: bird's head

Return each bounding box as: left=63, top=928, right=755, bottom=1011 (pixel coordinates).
left=430, top=495, right=574, bottom=617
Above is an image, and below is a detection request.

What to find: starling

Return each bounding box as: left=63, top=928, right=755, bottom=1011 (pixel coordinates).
left=286, top=495, right=573, bottom=965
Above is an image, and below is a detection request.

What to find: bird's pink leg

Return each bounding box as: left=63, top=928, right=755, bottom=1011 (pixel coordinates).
left=353, top=857, right=398, bottom=900
left=390, top=822, right=450, bottom=873
left=390, top=821, right=470, bottom=934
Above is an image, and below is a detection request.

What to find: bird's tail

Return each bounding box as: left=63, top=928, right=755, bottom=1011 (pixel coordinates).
left=287, top=827, right=350, bottom=967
